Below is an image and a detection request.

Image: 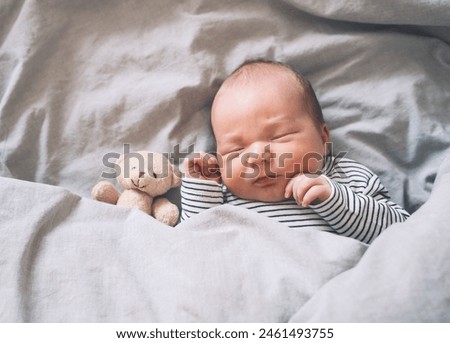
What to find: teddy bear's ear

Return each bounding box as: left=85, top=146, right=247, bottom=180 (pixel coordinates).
left=171, top=165, right=182, bottom=187
left=116, top=154, right=125, bottom=167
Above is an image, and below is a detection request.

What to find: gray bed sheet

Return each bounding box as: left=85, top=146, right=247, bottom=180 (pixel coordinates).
left=0, top=0, right=449, bottom=322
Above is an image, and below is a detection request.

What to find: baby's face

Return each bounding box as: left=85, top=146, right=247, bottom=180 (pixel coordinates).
left=212, top=72, right=329, bottom=202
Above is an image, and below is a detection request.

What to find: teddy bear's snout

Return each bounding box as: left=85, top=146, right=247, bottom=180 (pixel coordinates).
left=131, top=178, right=140, bottom=188
left=129, top=170, right=158, bottom=189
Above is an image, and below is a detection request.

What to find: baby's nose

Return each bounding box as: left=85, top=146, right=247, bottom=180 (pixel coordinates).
left=247, top=143, right=272, bottom=164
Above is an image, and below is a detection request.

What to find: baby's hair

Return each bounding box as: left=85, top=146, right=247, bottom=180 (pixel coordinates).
left=224, top=59, right=325, bottom=126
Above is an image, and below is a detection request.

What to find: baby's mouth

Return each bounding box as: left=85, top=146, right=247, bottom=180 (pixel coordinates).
left=253, top=174, right=277, bottom=187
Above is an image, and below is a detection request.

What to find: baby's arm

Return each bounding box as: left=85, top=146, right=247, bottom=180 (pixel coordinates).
left=285, top=170, right=409, bottom=244
left=180, top=152, right=223, bottom=221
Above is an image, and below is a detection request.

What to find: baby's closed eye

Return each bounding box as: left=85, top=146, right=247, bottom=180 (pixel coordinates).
left=221, top=150, right=242, bottom=160
left=271, top=131, right=297, bottom=141
left=220, top=145, right=244, bottom=155
left=229, top=147, right=244, bottom=153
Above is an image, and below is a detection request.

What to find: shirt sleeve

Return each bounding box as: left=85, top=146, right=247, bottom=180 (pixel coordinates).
left=180, top=178, right=224, bottom=221
left=309, top=174, right=410, bottom=244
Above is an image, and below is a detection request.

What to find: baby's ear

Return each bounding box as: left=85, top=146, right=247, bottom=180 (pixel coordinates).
left=320, top=124, right=331, bottom=153
left=321, top=123, right=330, bottom=144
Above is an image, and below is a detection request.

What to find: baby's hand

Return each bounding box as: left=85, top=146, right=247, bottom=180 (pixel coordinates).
left=284, top=174, right=331, bottom=207
left=183, top=151, right=222, bottom=183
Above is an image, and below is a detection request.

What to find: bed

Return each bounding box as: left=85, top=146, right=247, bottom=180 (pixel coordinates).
left=1, top=0, right=449, bottom=322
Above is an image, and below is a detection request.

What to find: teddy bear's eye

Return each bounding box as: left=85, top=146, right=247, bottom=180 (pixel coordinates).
left=152, top=172, right=157, bottom=178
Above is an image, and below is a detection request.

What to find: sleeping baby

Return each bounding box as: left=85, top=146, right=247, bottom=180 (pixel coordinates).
left=181, top=59, right=409, bottom=244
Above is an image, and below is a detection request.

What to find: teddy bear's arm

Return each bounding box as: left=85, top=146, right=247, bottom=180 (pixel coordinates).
left=91, top=181, right=121, bottom=205
left=152, top=197, right=179, bottom=227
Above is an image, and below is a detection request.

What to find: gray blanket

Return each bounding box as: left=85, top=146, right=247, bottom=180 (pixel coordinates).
left=0, top=156, right=449, bottom=322
left=1, top=0, right=449, bottom=322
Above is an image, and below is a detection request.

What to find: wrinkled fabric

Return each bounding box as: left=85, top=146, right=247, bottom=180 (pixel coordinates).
left=0, top=0, right=449, bottom=322
left=0, top=0, right=449, bottom=213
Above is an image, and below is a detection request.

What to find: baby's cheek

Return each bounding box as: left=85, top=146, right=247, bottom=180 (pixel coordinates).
left=304, top=156, right=324, bottom=174
left=222, top=173, right=245, bottom=197
left=276, top=152, right=324, bottom=175
left=276, top=154, right=300, bottom=176
left=220, top=158, right=241, bottom=183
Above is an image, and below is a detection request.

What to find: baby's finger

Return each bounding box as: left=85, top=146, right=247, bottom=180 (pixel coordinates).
left=194, top=153, right=222, bottom=182
left=184, top=152, right=208, bottom=178
left=284, top=177, right=296, bottom=198
left=292, top=175, right=321, bottom=206
left=183, top=155, right=194, bottom=170
left=206, top=155, right=219, bottom=173
left=302, top=184, right=326, bottom=207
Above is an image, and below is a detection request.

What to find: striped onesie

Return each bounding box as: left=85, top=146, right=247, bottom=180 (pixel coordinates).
left=181, top=156, right=409, bottom=244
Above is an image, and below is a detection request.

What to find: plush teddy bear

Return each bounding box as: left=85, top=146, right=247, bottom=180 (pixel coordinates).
left=92, top=151, right=181, bottom=226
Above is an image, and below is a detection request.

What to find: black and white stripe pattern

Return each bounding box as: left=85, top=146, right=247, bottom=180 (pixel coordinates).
left=181, top=178, right=224, bottom=219
left=181, top=156, right=409, bottom=244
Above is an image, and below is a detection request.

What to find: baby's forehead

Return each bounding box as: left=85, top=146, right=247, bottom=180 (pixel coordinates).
left=225, top=63, right=300, bottom=89
left=211, top=63, right=307, bottom=128
left=214, top=70, right=302, bottom=109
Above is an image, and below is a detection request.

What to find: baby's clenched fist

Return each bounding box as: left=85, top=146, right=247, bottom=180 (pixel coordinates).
left=284, top=174, right=332, bottom=207
left=183, top=152, right=222, bottom=183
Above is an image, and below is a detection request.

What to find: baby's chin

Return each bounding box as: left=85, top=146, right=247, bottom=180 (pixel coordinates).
left=250, top=194, right=287, bottom=203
